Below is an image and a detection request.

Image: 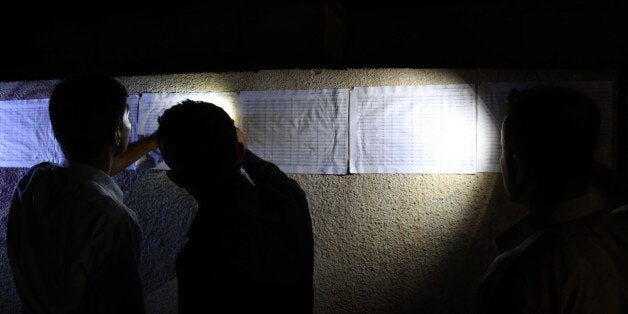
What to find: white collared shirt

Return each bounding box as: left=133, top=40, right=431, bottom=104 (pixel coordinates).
left=7, top=161, right=145, bottom=313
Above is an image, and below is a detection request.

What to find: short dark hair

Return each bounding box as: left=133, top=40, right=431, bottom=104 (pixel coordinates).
left=157, top=100, right=238, bottom=186
left=49, top=74, right=129, bottom=162
left=502, top=85, right=600, bottom=196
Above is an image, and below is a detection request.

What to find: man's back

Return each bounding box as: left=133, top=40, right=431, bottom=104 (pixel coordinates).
left=7, top=162, right=144, bottom=313
left=176, top=150, right=314, bottom=313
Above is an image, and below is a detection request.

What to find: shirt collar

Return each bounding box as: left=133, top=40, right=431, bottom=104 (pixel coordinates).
left=66, top=161, right=124, bottom=202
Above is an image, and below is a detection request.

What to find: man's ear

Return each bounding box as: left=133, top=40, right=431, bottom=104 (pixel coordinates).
left=114, top=128, right=121, bottom=146
left=514, top=153, right=527, bottom=184
left=166, top=170, right=184, bottom=187
left=236, top=141, right=245, bottom=164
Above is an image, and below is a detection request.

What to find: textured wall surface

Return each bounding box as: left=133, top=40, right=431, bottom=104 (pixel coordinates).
left=0, top=69, right=619, bottom=313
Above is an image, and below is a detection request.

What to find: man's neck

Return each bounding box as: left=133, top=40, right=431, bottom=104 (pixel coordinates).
left=75, top=148, right=115, bottom=176
left=193, top=173, right=250, bottom=206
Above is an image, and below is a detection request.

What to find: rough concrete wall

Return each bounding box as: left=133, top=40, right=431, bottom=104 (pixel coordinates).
left=0, top=69, right=619, bottom=313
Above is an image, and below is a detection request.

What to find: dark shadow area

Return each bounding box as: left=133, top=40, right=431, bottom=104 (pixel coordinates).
left=0, top=168, right=30, bottom=313
left=405, top=174, right=526, bottom=313
left=0, top=167, right=194, bottom=313
left=2, top=1, right=628, bottom=81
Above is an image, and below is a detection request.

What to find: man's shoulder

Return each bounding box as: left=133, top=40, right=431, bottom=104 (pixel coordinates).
left=480, top=210, right=628, bottom=313
left=254, top=177, right=308, bottom=208
left=480, top=231, right=565, bottom=303
left=53, top=175, right=138, bottom=228
left=611, top=203, right=628, bottom=218
left=85, top=188, right=138, bottom=223
left=18, top=161, right=65, bottom=184
left=486, top=229, right=565, bottom=280
left=491, top=216, right=626, bottom=281
left=10, top=162, right=139, bottom=240
left=511, top=226, right=588, bottom=265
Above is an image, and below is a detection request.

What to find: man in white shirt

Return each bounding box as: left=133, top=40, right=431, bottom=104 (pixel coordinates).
left=7, top=74, right=157, bottom=313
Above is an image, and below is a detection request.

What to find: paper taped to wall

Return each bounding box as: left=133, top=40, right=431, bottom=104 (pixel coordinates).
left=349, top=85, right=477, bottom=174
left=239, top=89, right=349, bottom=174
left=0, top=98, right=62, bottom=167
left=0, top=82, right=614, bottom=174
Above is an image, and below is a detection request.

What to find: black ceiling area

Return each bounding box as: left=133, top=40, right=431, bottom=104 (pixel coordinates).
left=2, top=0, right=628, bottom=81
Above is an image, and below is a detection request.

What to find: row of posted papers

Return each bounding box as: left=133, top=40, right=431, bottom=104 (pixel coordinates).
left=0, top=82, right=612, bottom=174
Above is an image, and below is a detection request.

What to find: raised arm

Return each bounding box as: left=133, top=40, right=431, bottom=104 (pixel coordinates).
left=111, top=131, right=159, bottom=175
left=241, top=148, right=293, bottom=186
left=236, top=127, right=295, bottom=187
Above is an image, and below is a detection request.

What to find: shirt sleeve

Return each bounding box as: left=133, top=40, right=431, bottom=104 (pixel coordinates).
left=240, top=149, right=307, bottom=206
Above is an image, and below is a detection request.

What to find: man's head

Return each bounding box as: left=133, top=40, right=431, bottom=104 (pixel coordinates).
left=49, top=74, right=131, bottom=163
left=157, top=100, right=243, bottom=195
left=500, top=85, right=600, bottom=204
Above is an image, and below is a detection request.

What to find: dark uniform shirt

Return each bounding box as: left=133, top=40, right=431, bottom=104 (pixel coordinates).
left=176, top=150, right=314, bottom=313
left=478, top=205, right=628, bottom=314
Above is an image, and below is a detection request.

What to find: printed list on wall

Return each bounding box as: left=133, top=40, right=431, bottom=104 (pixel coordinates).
left=134, top=90, right=348, bottom=174
left=239, top=89, right=349, bottom=174
left=0, top=95, right=140, bottom=169
left=350, top=85, right=477, bottom=174
left=0, top=98, right=62, bottom=167
left=0, top=82, right=615, bottom=174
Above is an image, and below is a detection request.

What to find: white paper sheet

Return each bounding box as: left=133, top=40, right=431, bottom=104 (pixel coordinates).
left=0, top=99, right=63, bottom=167
left=349, top=85, right=476, bottom=174
left=477, top=82, right=613, bottom=172
left=136, top=92, right=240, bottom=170
left=239, top=89, right=349, bottom=174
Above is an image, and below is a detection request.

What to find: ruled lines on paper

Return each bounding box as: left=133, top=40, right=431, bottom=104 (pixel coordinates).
left=349, top=85, right=476, bottom=174
left=239, top=89, right=349, bottom=174
left=0, top=82, right=614, bottom=174
left=0, top=99, right=62, bottom=167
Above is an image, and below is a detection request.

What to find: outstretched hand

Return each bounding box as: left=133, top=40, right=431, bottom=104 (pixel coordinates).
left=110, top=130, right=160, bottom=175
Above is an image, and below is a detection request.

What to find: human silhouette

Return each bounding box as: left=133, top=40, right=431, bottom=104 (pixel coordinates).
left=7, top=74, right=157, bottom=313
left=477, top=85, right=628, bottom=313
left=156, top=100, right=314, bottom=313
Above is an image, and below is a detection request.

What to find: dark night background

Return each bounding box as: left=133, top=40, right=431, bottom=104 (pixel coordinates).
left=2, top=0, right=628, bottom=82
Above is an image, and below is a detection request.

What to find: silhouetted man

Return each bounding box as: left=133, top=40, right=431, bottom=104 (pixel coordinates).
left=7, top=74, right=157, bottom=313
left=477, top=85, right=628, bottom=313
left=157, top=100, right=314, bottom=313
